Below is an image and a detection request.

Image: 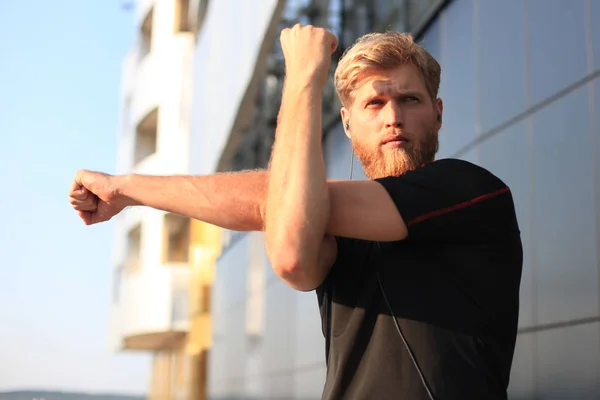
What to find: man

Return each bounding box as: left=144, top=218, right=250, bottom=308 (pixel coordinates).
left=70, top=26, right=522, bottom=399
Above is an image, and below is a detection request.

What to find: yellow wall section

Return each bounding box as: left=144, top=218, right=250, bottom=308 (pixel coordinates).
left=187, top=219, right=222, bottom=400
left=146, top=219, right=221, bottom=400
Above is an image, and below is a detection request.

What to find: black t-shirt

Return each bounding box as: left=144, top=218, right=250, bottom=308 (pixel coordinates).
left=316, top=158, right=523, bottom=400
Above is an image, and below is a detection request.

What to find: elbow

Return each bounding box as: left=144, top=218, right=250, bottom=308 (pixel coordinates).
left=268, top=251, right=320, bottom=292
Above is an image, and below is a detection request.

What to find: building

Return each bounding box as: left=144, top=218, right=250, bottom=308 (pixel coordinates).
left=109, top=1, right=221, bottom=399
left=197, top=0, right=600, bottom=399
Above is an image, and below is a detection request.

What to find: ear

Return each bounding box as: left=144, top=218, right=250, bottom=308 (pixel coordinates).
left=435, top=98, right=443, bottom=127
left=340, top=107, right=351, bottom=139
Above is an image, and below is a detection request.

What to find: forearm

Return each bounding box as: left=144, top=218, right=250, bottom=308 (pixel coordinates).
left=116, top=170, right=268, bottom=231
left=265, top=82, right=329, bottom=275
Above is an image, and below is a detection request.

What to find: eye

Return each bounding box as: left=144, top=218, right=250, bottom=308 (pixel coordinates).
left=366, top=99, right=384, bottom=107
left=402, top=96, right=419, bottom=103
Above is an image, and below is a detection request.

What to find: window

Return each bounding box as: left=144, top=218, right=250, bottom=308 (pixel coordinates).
left=164, top=213, right=191, bottom=263
left=134, top=107, right=158, bottom=165
left=139, top=7, right=153, bottom=60
left=125, top=224, right=142, bottom=272
left=175, top=0, right=191, bottom=32
left=201, top=284, right=211, bottom=313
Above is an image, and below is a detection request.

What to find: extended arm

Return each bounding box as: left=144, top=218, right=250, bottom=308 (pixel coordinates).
left=73, top=168, right=405, bottom=237
left=71, top=169, right=407, bottom=287
left=118, top=171, right=268, bottom=231
left=69, top=169, right=268, bottom=231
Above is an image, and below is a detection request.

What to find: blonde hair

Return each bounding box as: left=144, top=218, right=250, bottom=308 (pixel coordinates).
left=334, top=32, right=441, bottom=106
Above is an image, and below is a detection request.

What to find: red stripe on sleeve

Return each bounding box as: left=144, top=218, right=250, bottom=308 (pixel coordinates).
left=407, top=186, right=510, bottom=227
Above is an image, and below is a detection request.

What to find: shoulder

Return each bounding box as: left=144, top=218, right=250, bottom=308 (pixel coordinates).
left=374, top=158, right=518, bottom=237
left=416, top=158, right=507, bottom=188
left=377, top=158, right=510, bottom=201
left=430, top=158, right=505, bottom=180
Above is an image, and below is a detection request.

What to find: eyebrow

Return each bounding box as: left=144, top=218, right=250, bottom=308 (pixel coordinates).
left=369, top=81, right=424, bottom=97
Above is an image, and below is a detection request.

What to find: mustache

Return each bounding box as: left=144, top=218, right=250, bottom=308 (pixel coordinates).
left=380, top=132, right=411, bottom=145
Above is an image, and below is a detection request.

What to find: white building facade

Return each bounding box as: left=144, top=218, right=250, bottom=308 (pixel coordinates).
left=109, top=1, right=204, bottom=398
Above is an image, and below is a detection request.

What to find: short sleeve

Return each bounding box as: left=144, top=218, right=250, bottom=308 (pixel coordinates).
left=317, top=236, right=373, bottom=294
left=374, top=159, right=519, bottom=240
left=315, top=236, right=374, bottom=358
left=316, top=236, right=374, bottom=311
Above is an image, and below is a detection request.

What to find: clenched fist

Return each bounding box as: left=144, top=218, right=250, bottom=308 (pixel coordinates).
left=280, top=24, right=338, bottom=88
left=68, top=170, right=130, bottom=225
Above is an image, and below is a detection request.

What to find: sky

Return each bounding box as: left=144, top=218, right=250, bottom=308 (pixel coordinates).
left=0, top=1, right=151, bottom=395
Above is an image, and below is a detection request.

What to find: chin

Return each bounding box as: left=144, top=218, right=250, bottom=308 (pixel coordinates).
left=364, top=158, right=414, bottom=180
left=354, top=142, right=426, bottom=179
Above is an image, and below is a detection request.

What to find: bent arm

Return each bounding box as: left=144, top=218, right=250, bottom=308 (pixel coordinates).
left=265, top=82, right=332, bottom=291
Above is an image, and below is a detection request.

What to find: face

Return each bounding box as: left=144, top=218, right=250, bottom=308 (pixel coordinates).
left=341, top=63, right=443, bottom=179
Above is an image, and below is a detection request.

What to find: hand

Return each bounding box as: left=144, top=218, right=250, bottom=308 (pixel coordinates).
left=280, top=24, right=338, bottom=88
left=69, top=170, right=130, bottom=225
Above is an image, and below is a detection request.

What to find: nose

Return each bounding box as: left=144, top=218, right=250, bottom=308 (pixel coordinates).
left=383, top=101, right=404, bottom=129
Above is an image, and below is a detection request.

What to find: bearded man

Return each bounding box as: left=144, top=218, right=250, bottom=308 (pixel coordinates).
left=69, top=25, right=522, bottom=400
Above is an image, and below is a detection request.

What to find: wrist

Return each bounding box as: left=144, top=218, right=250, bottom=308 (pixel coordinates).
left=284, top=75, right=324, bottom=95
left=112, top=174, right=141, bottom=207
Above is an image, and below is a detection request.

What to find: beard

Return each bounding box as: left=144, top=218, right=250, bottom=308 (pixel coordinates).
left=352, top=122, right=439, bottom=180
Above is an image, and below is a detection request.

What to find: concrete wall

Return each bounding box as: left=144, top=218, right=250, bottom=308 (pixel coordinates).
left=110, top=4, right=197, bottom=400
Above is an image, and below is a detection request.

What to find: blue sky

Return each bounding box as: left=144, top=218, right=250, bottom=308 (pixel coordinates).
left=0, top=1, right=150, bottom=395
